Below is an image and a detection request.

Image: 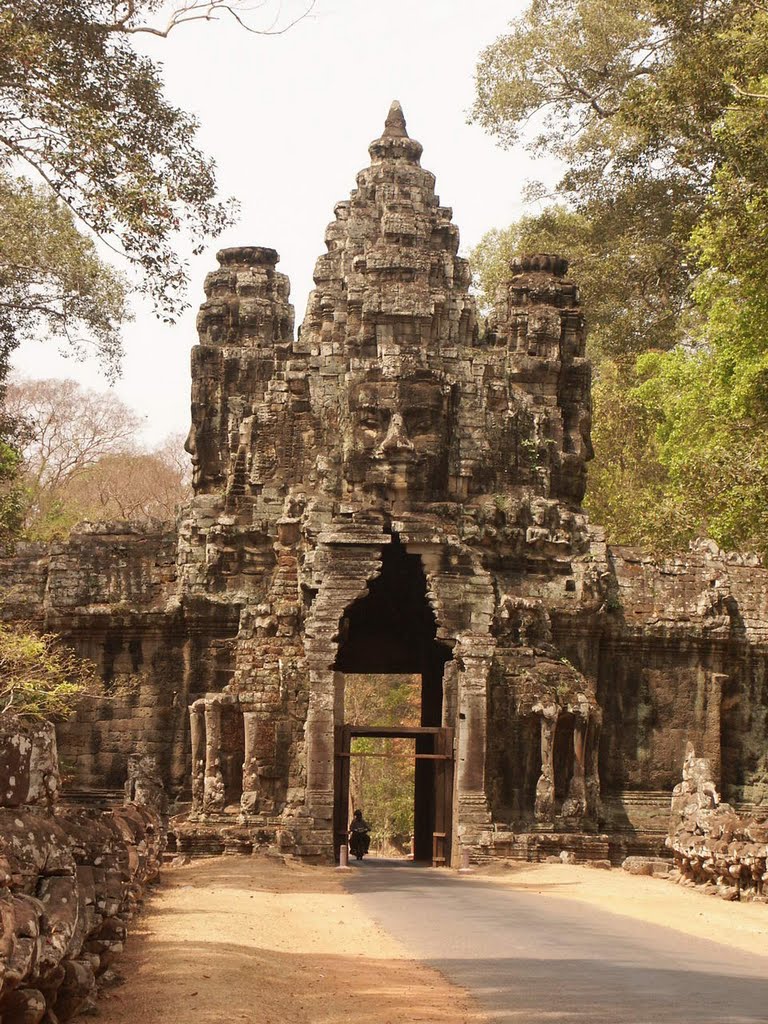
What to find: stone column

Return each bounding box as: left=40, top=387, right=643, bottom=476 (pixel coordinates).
left=457, top=654, right=488, bottom=797
left=563, top=714, right=587, bottom=819
left=170, top=637, right=194, bottom=792
left=585, top=711, right=602, bottom=819
left=189, top=703, right=205, bottom=815
left=241, top=709, right=260, bottom=816
left=455, top=648, right=493, bottom=846
left=304, top=663, right=335, bottom=823
left=534, top=704, right=558, bottom=821
left=203, top=700, right=225, bottom=813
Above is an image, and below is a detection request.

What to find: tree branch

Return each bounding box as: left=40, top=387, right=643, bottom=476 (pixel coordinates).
left=730, top=81, right=768, bottom=102
left=95, top=0, right=316, bottom=38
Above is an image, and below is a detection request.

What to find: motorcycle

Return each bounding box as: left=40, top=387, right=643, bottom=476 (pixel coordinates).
left=348, top=828, right=370, bottom=860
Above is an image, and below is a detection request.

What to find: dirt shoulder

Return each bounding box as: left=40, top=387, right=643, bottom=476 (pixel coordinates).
left=470, top=862, right=768, bottom=959
left=100, top=857, right=483, bottom=1024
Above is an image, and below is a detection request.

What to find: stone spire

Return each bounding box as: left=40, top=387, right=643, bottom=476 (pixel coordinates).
left=383, top=99, right=408, bottom=137
left=368, top=99, right=423, bottom=163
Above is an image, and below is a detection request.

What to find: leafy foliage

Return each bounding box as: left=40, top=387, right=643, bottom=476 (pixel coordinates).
left=472, top=0, right=768, bottom=555
left=0, top=621, right=96, bottom=720
left=0, top=0, right=237, bottom=325
left=0, top=174, right=129, bottom=376
left=0, top=429, right=24, bottom=550
left=345, top=675, right=420, bottom=852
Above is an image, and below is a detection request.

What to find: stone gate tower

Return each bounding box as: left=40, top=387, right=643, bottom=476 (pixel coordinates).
left=179, top=102, right=602, bottom=861
left=11, top=102, right=764, bottom=867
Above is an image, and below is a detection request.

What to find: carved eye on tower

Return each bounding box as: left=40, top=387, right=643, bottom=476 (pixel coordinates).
left=404, top=409, right=440, bottom=437
left=358, top=407, right=388, bottom=432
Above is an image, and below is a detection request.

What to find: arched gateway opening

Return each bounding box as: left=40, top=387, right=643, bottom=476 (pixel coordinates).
left=333, top=535, right=455, bottom=863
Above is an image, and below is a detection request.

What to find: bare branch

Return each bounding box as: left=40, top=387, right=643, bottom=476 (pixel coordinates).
left=730, top=81, right=768, bottom=102
left=553, top=66, right=621, bottom=118
left=95, top=0, right=316, bottom=38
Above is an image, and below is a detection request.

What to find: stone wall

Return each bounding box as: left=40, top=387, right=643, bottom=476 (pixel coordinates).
left=0, top=523, right=241, bottom=796
left=601, top=542, right=768, bottom=806
left=0, top=718, right=164, bottom=1023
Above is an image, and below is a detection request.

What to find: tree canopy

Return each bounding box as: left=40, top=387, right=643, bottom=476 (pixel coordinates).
left=0, top=0, right=241, bottom=358
left=472, top=0, right=768, bottom=555
left=6, top=377, right=191, bottom=539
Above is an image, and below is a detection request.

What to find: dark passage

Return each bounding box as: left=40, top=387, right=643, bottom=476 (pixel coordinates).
left=335, top=535, right=453, bottom=861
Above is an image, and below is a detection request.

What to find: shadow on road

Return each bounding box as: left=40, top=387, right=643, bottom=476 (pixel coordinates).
left=420, top=955, right=768, bottom=1023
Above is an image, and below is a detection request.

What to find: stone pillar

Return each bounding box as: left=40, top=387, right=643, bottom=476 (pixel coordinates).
left=457, top=655, right=488, bottom=797
left=534, top=704, right=558, bottom=821
left=585, top=712, right=602, bottom=819
left=241, top=709, right=260, bottom=815
left=189, top=703, right=205, bottom=815
left=563, top=714, right=587, bottom=819
left=170, top=638, right=195, bottom=791
left=455, top=648, right=493, bottom=846
left=203, top=700, right=225, bottom=813
left=304, top=664, right=335, bottom=823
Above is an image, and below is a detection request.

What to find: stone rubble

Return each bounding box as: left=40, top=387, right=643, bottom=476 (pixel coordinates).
left=0, top=717, right=165, bottom=1023
left=666, top=743, right=768, bottom=900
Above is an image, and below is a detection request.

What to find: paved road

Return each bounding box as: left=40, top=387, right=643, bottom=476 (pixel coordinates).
left=344, top=860, right=768, bottom=1024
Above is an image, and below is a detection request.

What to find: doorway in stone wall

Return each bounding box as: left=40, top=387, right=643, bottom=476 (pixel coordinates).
left=332, top=535, right=455, bottom=864
left=335, top=724, right=453, bottom=864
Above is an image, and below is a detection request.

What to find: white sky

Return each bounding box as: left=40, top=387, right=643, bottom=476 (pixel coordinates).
left=12, top=0, right=557, bottom=445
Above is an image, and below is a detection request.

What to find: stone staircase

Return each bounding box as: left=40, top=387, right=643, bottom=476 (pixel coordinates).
left=59, top=786, right=125, bottom=810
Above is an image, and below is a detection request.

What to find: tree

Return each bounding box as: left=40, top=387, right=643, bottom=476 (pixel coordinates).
left=6, top=377, right=190, bottom=537
left=472, top=0, right=744, bottom=193
left=0, top=0, right=313, bottom=330
left=59, top=436, right=191, bottom=523
left=0, top=175, right=129, bottom=380
left=472, top=1, right=768, bottom=554
left=0, top=621, right=97, bottom=720
left=471, top=0, right=766, bottom=347
left=6, top=377, right=141, bottom=495
left=0, top=427, right=24, bottom=549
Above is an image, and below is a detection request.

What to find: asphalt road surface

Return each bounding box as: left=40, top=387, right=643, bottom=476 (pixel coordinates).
left=344, top=860, right=768, bottom=1024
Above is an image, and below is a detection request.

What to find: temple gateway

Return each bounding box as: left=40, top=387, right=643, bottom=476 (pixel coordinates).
left=3, top=103, right=767, bottom=864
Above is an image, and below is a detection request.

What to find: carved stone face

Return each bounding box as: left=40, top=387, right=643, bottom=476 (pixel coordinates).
left=342, top=370, right=450, bottom=502
left=184, top=346, right=228, bottom=493
left=185, top=399, right=222, bottom=493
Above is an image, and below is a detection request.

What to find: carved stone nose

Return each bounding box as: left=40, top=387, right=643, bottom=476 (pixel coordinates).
left=377, top=412, right=414, bottom=455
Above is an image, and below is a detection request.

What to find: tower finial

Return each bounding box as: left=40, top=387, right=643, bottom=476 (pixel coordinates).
left=383, top=100, right=408, bottom=139
left=369, top=100, right=422, bottom=163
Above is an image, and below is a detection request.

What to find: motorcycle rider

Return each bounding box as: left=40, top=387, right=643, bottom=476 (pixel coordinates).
left=348, top=809, right=371, bottom=858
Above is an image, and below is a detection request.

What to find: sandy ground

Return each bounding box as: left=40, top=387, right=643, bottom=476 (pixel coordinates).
left=99, top=857, right=482, bottom=1024
left=100, top=858, right=768, bottom=1024
left=471, top=862, right=768, bottom=959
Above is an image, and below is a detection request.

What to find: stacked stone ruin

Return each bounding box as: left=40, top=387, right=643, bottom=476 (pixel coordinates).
left=0, top=719, right=164, bottom=1022
left=1, top=103, right=767, bottom=866
left=666, top=743, right=768, bottom=899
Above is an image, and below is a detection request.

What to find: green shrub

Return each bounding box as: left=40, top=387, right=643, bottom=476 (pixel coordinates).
left=0, top=622, right=96, bottom=720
